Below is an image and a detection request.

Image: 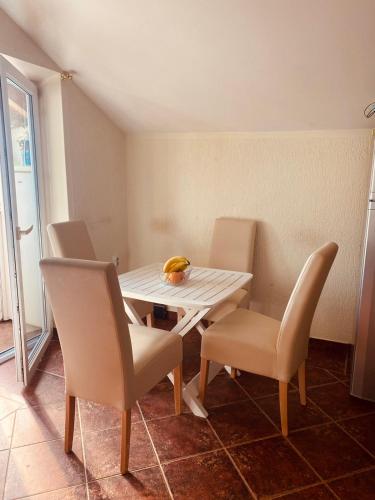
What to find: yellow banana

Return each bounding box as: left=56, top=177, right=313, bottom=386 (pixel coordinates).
left=163, top=256, right=190, bottom=273
left=169, top=261, right=189, bottom=272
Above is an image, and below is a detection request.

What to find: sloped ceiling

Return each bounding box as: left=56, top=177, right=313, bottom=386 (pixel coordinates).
left=1, top=0, right=374, bottom=132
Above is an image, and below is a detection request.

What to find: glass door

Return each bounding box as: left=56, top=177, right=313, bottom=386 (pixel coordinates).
left=0, top=56, right=51, bottom=384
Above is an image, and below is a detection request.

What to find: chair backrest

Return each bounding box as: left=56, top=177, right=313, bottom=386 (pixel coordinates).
left=47, top=220, right=96, bottom=260
left=276, top=242, right=338, bottom=381
left=40, top=258, right=135, bottom=410
left=208, top=217, right=257, bottom=273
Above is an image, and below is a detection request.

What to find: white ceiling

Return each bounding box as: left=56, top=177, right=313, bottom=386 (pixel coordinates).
left=1, top=0, right=375, bottom=132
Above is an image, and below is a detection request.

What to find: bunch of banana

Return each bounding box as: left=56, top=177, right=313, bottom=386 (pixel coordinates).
left=163, top=256, right=190, bottom=273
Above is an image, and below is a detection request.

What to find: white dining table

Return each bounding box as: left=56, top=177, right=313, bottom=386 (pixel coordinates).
left=118, top=263, right=253, bottom=418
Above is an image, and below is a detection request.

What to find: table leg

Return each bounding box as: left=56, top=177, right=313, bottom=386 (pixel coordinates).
left=166, top=308, right=211, bottom=418
left=186, top=360, right=224, bottom=396
left=123, top=302, right=224, bottom=418
left=196, top=321, right=240, bottom=378
left=168, top=370, right=208, bottom=418
left=123, top=298, right=144, bottom=326
left=171, top=308, right=210, bottom=337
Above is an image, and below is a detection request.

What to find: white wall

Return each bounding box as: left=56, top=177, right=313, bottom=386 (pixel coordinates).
left=38, top=75, right=69, bottom=226
left=61, top=81, right=128, bottom=270
left=0, top=8, right=128, bottom=271
left=125, top=130, right=373, bottom=343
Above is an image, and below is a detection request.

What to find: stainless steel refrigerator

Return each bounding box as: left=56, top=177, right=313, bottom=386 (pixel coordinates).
left=351, top=137, right=375, bottom=402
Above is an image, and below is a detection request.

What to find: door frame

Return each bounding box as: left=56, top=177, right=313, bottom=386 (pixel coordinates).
left=0, top=55, right=52, bottom=383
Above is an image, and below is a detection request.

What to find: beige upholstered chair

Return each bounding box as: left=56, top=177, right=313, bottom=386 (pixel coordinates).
left=40, top=258, right=182, bottom=474
left=47, top=220, right=153, bottom=325
left=199, top=242, right=338, bottom=436
left=177, top=218, right=256, bottom=326
left=205, top=217, right=256, bottom=323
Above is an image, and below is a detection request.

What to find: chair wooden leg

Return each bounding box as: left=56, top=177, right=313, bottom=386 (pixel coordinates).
left=64, top=395, right=75, bottom=453
left=230, top=367, right=237, bottom=379
left=146, top=313, right=153, bottom=327
left=199, top=358, right=209, bottom=404
left=279, top=381, right=288, bottom=437
left=173, top=365, right=182, bottom=415
left=298, top=361, right=307, bottom=406
left=120, top=409, right=131, bottom=474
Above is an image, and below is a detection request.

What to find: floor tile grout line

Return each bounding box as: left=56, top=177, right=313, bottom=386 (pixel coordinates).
left=8, top=431, right=80, bottom=451
left=204, top=417, right=257, bottom=499
left=278, top=382, right=375, bottom=458
left=333, top=418, right=375, bottom=459
left=285, top=434, right=327, bottom=483
left=304, top=392, right=375, bottom=460
left=141, top=409, right=192, bottom=424
left=14, top=393, right=370, bottom=453
left=249, top=378, right=350, bottom=402
left=36, top=368, right=64, bottom=379
left=328, top=369, right=349, bottom=384
left=268, top=480, right=329, bottom=499
left=318, top=464, right=375, bottom=500
left=1, top=408, right=16, bottom=500
left=334, top=409, right=375, bottom=423
left=0, top=397, right=65, bottom=412
left=9, top=407, right=81, bottom=452
left=77, top=399, right=90, bottom=500
left=160, top=445, right=226, bottom=466
left=11, top=483, right=87, bottom=500
left=32, top=369, right=64, bottom=381
left=233, top=377, right=331, bottom=493
left=258, top=413, right=328, bottom=491
left=289, top=379, right=345, bottom=392
left=324, top=482, right=342, bottom=500
left=0, top=394, right=25, bottom=408
left=287, top=421, right=333, bottom=435
left=290, top=392, right=375, bottom=485
left=0, top=409, right=18, bottom=424
left=137, top=401, right=174, bottom=500
left=197, top=396, right=249, bottom=411
left=85, top=464, right=165, bottom=484
left=223, top=432, right=282, bottom=451
left=324, top=464, right=375, bottom=485
left=232, top=377, right=281, bottom=434
left=284, top=394, right=375, bottom=491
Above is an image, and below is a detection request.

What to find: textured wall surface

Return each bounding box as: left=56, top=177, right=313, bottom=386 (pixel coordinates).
left=126, top=130, right=373, bottom=343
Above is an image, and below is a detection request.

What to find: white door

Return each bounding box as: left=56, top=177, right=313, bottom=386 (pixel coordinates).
left=0, top=56, right=51, bottom=384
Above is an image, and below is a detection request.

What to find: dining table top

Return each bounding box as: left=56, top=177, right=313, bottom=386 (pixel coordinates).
left=118, top=262, right=252, bottom=310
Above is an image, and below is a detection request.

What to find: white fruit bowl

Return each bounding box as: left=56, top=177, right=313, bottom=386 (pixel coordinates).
left=160, top=266, right=191, bottom=286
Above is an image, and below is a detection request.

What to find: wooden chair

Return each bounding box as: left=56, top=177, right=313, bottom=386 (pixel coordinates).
left=40, top=258, right=182, bottom=474
left=199, top=242, right=338, bottom=436
left=47, top=220, right=154, bottom=326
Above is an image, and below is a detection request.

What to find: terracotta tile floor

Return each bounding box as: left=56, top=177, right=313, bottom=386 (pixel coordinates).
left=0, top=321, right=42, bottom=354
left=0, top=315, right=375, bottom=499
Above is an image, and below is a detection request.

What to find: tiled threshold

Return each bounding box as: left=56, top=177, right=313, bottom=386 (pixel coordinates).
left=0, top=317, right=374, bottom=499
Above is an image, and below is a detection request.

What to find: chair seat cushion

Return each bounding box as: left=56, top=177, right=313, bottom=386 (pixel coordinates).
left=205, top=288, right=248, bottom=323
left=201, top=308, right=280, bottom=379
left=129, top=325, right=182, bottom=399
